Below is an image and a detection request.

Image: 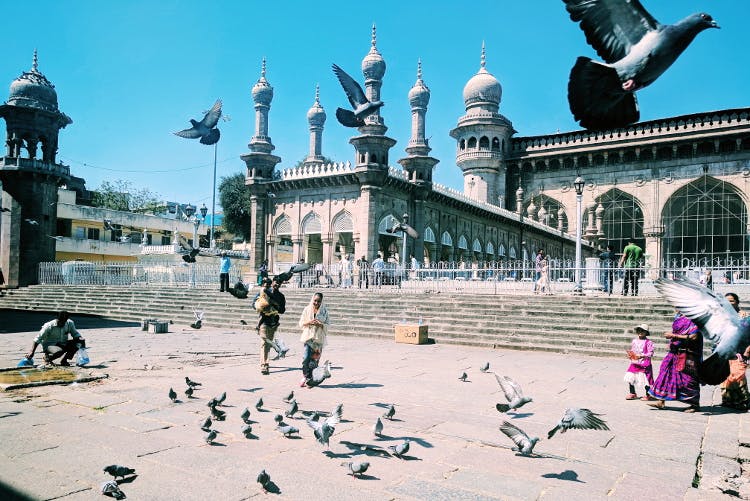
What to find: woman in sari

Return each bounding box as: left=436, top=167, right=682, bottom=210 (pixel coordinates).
left=720, top=293, right=750, bottom=410
left=298, top=292, right=330, bottom=387
left=648, top=311, right=703, bottom=412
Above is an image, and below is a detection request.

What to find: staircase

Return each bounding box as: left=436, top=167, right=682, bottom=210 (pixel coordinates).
left=0, top=285, right=677, bottom=358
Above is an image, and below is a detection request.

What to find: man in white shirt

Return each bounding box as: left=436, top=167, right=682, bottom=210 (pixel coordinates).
left=26, top=311, right=85, bottom=366
left=372, top=254, right=385, bottom=288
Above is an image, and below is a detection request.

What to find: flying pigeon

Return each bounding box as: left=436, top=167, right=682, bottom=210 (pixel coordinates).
left=387, top=439, right=410, bottom=459
left=306, top=413, right=339, bottom=448
left=480, top=362, right=490, bottom=373
left=215, top=392, right=227, bottom=405
left=190, top=308, right=204, bottom=329
left=494, top=374, right=532, bottom=413
left=242, top=424, right=254, bottom=438
left=331, top=63, right=384, bottom=128
left=178, top=234, right=201, bottom=264
left=285, top=399, right=299, bottom=418
left=373, top=417, right=384, bottom=437
left=103, top=465, right=136, bottom=480
left=499, top=421, right=539, bottom=456
left=342, top=461, right=370, bottom=477
left=205, top=429, right=218, bottom=445
left=383, top=404, right=396, bottom=420
left=257, top=470, right=271, bottom=492
left=654, top=276, right=750, bottom=384
left=273, top=263, right=312, bottom=284
left=185, top=377, right=201, bottom=388
left=564, top=0, right=719, bottom=130
left=458, top=372, right=468, bottom=382
left=184, top=386, right=194, bottom=399
left=273, top=337, right=290, bottom=359
left=255, top=397, right=264, bottom=411
left=206, top=398, right=218, bottom=409
left=24, top=218, right=39, bottom=225
left=173, top=99, right=223, bottom=145
left=282, top=391, right=295, bottom=403
left=240, top=407, right=251, bottom=424
left=385, top=219, right=419, bottom=239
left=548, top=408, right=610, bottom=439
left=332, top=403, right=343, bottom=421
left=306, top=360, right=332, bottom=388
left=168, top=387, right=177, bottom=403
left=277, top=424, right=299, bottom=437
left=103, top=219, right=115, bottom=232
left=200, top=416, right=212, bottom=433
left=100, top=480, right=125, bottom=500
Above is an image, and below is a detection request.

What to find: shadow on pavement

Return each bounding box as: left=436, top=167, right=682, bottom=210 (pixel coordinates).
left=0, top=310, right=140, bottom=334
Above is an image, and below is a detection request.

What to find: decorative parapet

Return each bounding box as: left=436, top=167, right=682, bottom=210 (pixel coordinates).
left=280, top=161, right=353, bottom=180
left=511, top=107, right=750, bottom=155
left=0, top=156, right=70, bottom=177
left=387, top=167, right=409, bottom=180
left=140, top=245, right=249, bottom=259
left=141, top=244, right=181, bottom=255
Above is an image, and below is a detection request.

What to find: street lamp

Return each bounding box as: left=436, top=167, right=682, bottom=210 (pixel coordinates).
left=401, top=213, right=409, bottom=271
left=573, top=176, right=585, bottom=294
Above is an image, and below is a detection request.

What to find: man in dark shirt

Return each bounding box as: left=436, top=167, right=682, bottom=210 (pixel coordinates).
left=256, top=277, right=286, bottom=375
left=599, top=244, right=615, bottom=294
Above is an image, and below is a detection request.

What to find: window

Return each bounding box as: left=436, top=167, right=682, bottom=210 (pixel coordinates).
left=87, top=228, right=99, bottom=240
left=74, top=227, right=85, bottom=239
left=161, top=236, right=171, bottom=245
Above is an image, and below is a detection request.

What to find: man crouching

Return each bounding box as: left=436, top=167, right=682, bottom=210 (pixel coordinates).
left=26, top=311, right=85, bottom=366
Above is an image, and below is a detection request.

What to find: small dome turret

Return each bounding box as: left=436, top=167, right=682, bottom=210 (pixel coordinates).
left=251, top=58, right=273, bottom=105
left=306, top=84, right=326, bottom=126
left=361, top=24, right=385, bottom=80
left=8, top=50, right=59, bottom=112
left=462, top=43, right=501, bottom=112
left=408, top=60, right=430, bottom=108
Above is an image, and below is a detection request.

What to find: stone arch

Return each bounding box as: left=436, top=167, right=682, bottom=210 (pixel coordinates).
left=459, top=138, right=466, bottom=150
left=301, top=212, right=322, bottom=234
left=440, top=231, right=454, bottom=261
left=596, top=188, right=645, bottom=253
left=332, top=210, right=354, bottom=260
left=491, top=137, right=500, bottom=151
left=486, top=241, right=495, bottom=256
left=467, top=137, right=477, bottom=149
left=536, top=194, right=567, bottom=232
left=272, top=214, right=292, bottom=236
left=479, top=136, right=489, bottom=149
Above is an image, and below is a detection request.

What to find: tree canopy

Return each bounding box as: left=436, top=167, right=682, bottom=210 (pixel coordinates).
left=218, top=173, right=251, bottom=241
left=90, top=180, right=164, bottom=214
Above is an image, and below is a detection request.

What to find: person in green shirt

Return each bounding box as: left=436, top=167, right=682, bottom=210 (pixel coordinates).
left=619, top=240, right=643, bottom=296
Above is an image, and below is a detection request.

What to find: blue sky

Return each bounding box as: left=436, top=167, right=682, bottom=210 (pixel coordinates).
left=1, top=1, right=747, bottom=212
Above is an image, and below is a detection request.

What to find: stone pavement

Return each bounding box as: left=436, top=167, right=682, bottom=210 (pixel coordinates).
left=0, top=311, right=748, bottom=500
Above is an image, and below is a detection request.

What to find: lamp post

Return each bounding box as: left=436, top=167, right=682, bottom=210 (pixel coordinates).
left=573, top=176, right=585, bottom=294
left=401, top=213, right=409, bottom=272
left=184, top=204, right=207, bottom=288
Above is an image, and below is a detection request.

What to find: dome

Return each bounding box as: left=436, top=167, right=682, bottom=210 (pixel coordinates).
left=462, top=44, right=501, bottom=110
left=408, top=60, right=430, bottom=108
left=7, top=51, right=59, bottom=112
left=307, top=85, right=326, bottom=126
left=251, top=58, right=273, bottom=105
left=361, top=25, right=385, bottom=80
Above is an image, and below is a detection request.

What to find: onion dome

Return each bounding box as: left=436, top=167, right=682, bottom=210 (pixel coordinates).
left=251, top=58, right=273, bottom=105
left=408, top=60, right=430, bottom=108
left=361, top=24, right=385, bottom=80
left=462, top=43, right=502, bottom=111
left=307, top=84, right=326, bottom=126
left=8, top=50, right=59, bottom=112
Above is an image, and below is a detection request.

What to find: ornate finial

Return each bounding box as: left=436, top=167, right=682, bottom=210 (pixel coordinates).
left=261, top=57, right=266, bottom=78
left=480, top=41, right=486, bottom=68
left=314, top=83, right=320, bottom=104
left=371, top=23, right=377, bottom=47
left=32, top=49, right=39, bottom=72
left=417, top=59, right=422, bottom=80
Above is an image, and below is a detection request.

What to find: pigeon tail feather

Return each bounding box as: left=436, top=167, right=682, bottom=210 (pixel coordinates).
left=496, top=403, right=511, bottom=413
left=336, top=108, right=364, bottom=128
left=200, top=128, right=220, bottom=145
left=568, top=57, right=639, bottom=130
left=547, top=425, right=561, bottom=439
left=698, top=353, right=731, bottom=385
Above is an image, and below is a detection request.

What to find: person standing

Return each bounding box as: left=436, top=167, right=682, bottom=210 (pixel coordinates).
left=27, top=311, right=86, bottom=366
left=624, top=324, right=654, bottom=400
left=648, top=311, right=703, bottom=412
left=257, top=259, right=269, bottom=286
left=340, top=254, right=353, bottom=288
left=256, top=277, right=286, bottom=375
left=372, top=254, right=385, bottom=288
left=533, top=249, right=545, bottom=293
left=703, top=269, right=713, bottom=291
left=298, top=292, right=330, bottom=387
left=619, top=240, right=643, bottom=296
left=720, top=293, right=750, bottom=410
left=599, top=244, right=615, bottom=294
left=536, top=258, right=552, bottom=295
left=356, top=255, right=369, bottom=289
left=219, top=252, right=231, bottom=292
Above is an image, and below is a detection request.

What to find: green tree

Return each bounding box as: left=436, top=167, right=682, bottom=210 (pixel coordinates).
left=218, top=173, right=251, bottom=241
left=91, top=180, right=165, bottom=214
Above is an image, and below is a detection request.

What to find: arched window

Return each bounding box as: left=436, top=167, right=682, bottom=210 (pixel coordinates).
left=498, top=243, right=506, bottom=257
left=622, top=150, right=637, bottom=163
left=479, top=136, right=489, bottom=149
left=697, top=142, right=715, bottom=155
left=459, top=139, right=466, bottom=150
left=369, top=153, right=377, bottom=163
left=332, top=211, right=354, bottom=233
left=656, top=147, right=672, bottom=160
left=273, top=216, right=292, bottom=236
left=378, top=214, right=398, bottom=235
left=640, top=148, right=653, bottom=161
left=597, top=189, right=644, bottom=253
left=301, top=212, right=322, bottom=234
left=467, top=137, right=477, bottom=148
left=677, top=144, right=693, bottom=159
left=457, top=235, right=468, bottom=250
left=491, top=137, right=500, bottom=151
left=441, top=231, right=453, bottom=247
left=423, top=227, right=436, bottom=243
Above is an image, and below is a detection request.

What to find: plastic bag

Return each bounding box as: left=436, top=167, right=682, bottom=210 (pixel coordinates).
left=75, top=347, right=90, bottom=366
left=17, top=357, right=34, bottom=368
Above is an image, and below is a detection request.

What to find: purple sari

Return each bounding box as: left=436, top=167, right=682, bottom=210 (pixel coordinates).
left=648, top=314, right=702, bottom=405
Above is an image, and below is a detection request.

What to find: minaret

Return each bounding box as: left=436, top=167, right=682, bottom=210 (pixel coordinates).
left=0, top=51, right=72, bottom=286
left=360, top=24, right=386, bottom=133
left=304, top=84, right=326, bottom=167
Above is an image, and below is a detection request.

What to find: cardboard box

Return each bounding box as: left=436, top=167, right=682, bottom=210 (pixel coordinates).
left=394, top=324, right=428, bottom=345
left=148, top=321, right=169, bottom=334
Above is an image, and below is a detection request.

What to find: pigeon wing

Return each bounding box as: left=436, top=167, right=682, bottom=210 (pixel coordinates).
left=402, top=223, right=419, bottom=239
left=173, top=127, right=202, bottom=139
left=562, top=408, right=610, bottom=432
left=201, top=99, right=223, bottom=129
left=200, top=128, right=220, bottom=145
left=499, top=421, right=530, bottom=450
left=654, top=277, right=740, bottom=346
left=178, top=234, right=194, bottom=252
left=494, top=373, right=520, bottom=402
left=335, top=108, right=364, bottom=128
left=564, top=0, right=660, bottom=63
left=332, top=64, right=368, bottom=108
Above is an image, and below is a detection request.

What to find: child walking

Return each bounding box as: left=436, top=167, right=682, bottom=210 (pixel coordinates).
left=624, top=323, right=655, bottom=400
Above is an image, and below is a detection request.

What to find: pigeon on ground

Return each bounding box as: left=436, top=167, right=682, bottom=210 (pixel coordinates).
left=257, top=470, right=271, bottom=492
left=342, top=461, right=370, bottom=477
left=242, top=424, right=254, bottom=438
left=240, top=407, right=251, bottom=424
left=564, top=0, right=719, bottom=130
left=306, top=414, right=339, bottom=449
left=173, top=99, right=223, bottom=145
left=494, top=374, right=532, bottom=413
left=306, top=360, right=332, bottom=387
left=103, top=465, right=136, bottom=480
left=480, top=362, right=490, bottom=373
left=548, top=408, right=610, bottom=439
left=277, top=424, right=299, bottom=437
left=190, top=308, right=203, bottom=329
left=332, top=403, right=343, bottom=421
left=339, top=441, right=391, bottom=456
left=272, top=263, right=312, bottom=284
left=215, top=392, right=227, bottom=405
left=499, top=421, right=539, bottom=456
left=205, top=429, right=218, bottom=445
left=655, top=276, right=750, bottom=384
left=458, top=372, right=468, bottom=382
left=185, top=377, right=202, bottom=388
left=383, top=404, right=396, bottom=420
left=200, top=416, right=212, bottom=432
left=273, top=413, right=284, bottom=424
left=240, top=319, right=248, bottom=325
left=285, top=399, right=299, bottom=418
left=210, top=406, right=226, bottom=421
left=255, top=397, right=264, bottom=411
left=184, top=386, right=194, bottom=399
left=282, top=391, right=295, bottom=403
left=388, top=439, right=411, bottom=459
left=331, top=63, right=384, bottom=128
left=168, top=387, right=177, bottom=402
left=100, top=480, right=125, bottom=500
left=373, top=417, right=384, bottom=437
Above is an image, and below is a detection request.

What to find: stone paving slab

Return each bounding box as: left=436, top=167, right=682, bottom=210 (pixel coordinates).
left=0, top=310, right=747, bottom=500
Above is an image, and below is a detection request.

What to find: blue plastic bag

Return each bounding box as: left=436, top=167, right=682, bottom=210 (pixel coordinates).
left=75, top=347, right=90, bottom=366
left=17, top=357, right=34, bottom=368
